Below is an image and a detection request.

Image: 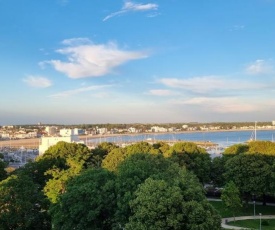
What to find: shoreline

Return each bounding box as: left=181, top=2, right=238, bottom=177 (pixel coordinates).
left=79, top=128, right=274, bottom=140
left=0, top=128, right=274, bottom=149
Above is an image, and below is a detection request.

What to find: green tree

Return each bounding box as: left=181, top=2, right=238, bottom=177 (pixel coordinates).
left=41, top=142, right=91, bottom=203
left=90, top=142, right=118, bottom=167
left=152, top=141, right=171, bottom=155
left=224, top=154, right=272, bottom=204
left=0, top=175, right=50, bottom=230
left=102, top=142, right=159, bottom=172
left=102, top=147, right=126, bottom=172
left=167, top=142, right=211, bottom=184
left=248, top=141, right=275, bottom=155
left=114, top=153, right=217, bottom=229
left=0, top=160, right=7, bottom=181
left=210, top=156, right=227, bottom=187
left=15, top=158, right=58, bottom=188
left=223, top=143, right=249, bottom=155
left=126, top=178, right=186, bottom=230
left=126, top=178, right=221, bottom=230
left=221, top=181, right=242, bottom=221
left=124, top=141, right=159, bottom=155
left=41, top=141, right=91, bottom=166
left=50, top=169, right=116, bottom=230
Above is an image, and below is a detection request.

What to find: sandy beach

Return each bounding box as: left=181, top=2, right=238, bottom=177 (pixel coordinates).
left=0, top=138, right=40, bottom=149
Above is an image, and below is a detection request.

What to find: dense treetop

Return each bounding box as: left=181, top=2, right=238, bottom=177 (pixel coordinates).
left=1, top=139, right=275, bottom=229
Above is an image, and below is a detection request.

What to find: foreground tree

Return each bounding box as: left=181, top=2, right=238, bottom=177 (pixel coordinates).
left=50, top=169, right=116, bottom=230
left=0, top=175, right=50, bottom=230
left=210, top=156, right=227, bottom=187
left=224, top=154, right=272, bottom=204
left=223, top=143, right=249, bottom=155
left=248, top=141, right=275, bottom=155
left=167, top=142, right=211, bottom=184
left=0, top=160, right=7, bottom=182
left=126, top=178, right=221, bottom=230
left=102, top=147, right=126, bottom=172
left=114, top=153, right=221, bottom=229
left=102, top=142, right=159, bottom=172
left=90, top=142, right=118, bottom=167
left=221, top=181, right=242, bottom=221
left=41, top=142, right=92, bottom=203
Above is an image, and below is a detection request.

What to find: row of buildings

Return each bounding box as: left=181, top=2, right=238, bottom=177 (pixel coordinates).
left=2, top=122, right=275, bottom=140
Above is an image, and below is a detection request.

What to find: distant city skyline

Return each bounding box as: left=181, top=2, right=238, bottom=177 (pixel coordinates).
left=1, top=0, right=275, bottom=125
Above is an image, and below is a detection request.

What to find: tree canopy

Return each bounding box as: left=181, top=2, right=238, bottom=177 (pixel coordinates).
left=224, top=153, right=273, bottom=203
left=0, top=160, right=7, bottom=182
left=0, top=175, right=50, bottom=230
left=167, top=142, right=211, bottom=184
left=50, top=168, right=116, bottom=230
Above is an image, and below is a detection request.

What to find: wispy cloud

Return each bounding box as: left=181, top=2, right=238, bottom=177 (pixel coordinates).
left=57, top=0, right=69, bottom=6
left=245, top=59, right=274, bottom=75
left=103, top=1, right=159, bottom=21
left=23, top=76, right=52, bottom=88
left=230, top=24, right=245, bottom=31
left=146, top=89, right=177, bottom=96
left=41, top=38, right=148, bottom=79
left=173, top=97, right=257, bottom=113
left=159, top=76, right=265, bottom=94
left=48, top=85, right=112, bottom=98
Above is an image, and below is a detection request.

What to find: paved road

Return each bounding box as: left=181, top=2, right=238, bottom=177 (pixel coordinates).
left=222, top=215, right=275, bottom=229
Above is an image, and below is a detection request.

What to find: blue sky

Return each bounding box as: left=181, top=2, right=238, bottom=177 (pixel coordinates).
left=1, top=0, right=275, bottom=125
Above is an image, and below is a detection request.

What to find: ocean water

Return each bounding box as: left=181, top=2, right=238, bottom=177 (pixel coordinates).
left=88, top=129, right=275, bottom=147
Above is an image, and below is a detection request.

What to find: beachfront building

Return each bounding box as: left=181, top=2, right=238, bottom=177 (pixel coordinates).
left=45, top=126, right=58, bottom=136
left=150, top=126, right=168, bottom=133
left=96, top=127, right=108, bottom=135
left=39, top=128, right=83, bottom=155
left=128, top=127, right=137, bottom=133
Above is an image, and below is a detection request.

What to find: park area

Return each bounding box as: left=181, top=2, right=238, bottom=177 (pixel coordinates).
left=210, top=201, right=275, bottom=229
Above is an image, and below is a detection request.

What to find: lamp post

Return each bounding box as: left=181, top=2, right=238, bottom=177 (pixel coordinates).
left=259, top=213, right=262, bottom=230
left=253, top=200, right=255, bottom=217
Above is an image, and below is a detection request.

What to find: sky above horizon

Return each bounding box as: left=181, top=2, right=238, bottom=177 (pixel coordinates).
left=1, top=0, right=275, bottom=125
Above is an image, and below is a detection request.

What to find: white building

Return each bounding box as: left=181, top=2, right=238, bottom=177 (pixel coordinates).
left=39, top=129, right=83, bottom=155
left=272, top=121, right=275, bottom=126
left=45, top=126, right=58, bottom=136
left=96, top=127, right=108, bottom=134
left=128, top=127, right=137, bottom=133
left=150, top=126, right=168, bottom=133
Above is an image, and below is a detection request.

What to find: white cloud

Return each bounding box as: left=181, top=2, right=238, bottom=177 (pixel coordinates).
left=57, top=0, right=69, bottom=6
left=245, top=59, right=273, bottom=75
left=174, top=97, right=257, bottom=113
left=230, top=24, right=245, bottom=31
left=103, top=1, right=158, bottom=21
left=48, top=85, right=112, bottom=98
left=147, top=89, right=177, bottom=96
left=23, top=76, right=52, bottom=88
left=123, top=1, right=158, bottom=11
left=61, top=38, right=92, bottom=46
left=159, top=76, right=267, bottom=94
left=42, top=39, right=148, bottom=79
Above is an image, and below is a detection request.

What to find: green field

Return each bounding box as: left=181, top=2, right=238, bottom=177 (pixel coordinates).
left=209, top=201, right=275, bottom=218
left=228, top=219, right=275, bottom=229
left=210, top=201, right=275, bottom=229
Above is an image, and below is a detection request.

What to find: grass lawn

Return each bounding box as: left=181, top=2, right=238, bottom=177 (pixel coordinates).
left=209, top=201, right=275, bottom=218
left=228, top=219, right=275, bottom=229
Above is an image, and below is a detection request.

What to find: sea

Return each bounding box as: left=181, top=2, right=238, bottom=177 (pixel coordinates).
left=87, top=129, right=275, bottom=149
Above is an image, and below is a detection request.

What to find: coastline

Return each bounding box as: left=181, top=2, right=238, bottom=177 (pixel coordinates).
left=79, top=128, right=274, bottom=140
left=0, top=128, right=274, bottom=149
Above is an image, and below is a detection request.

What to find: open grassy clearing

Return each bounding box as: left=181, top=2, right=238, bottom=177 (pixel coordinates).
left=209, top=201, right=275, bottom=218
left=228, top=219, right=275, bottom=229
